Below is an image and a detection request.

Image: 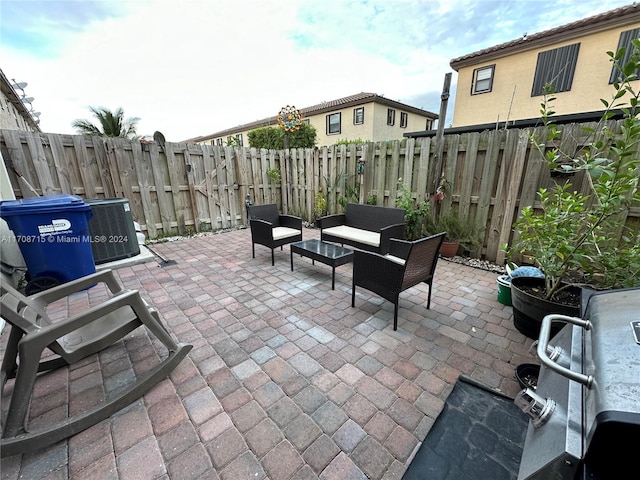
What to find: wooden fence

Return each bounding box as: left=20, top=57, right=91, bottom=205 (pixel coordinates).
left=2, top=123, right=638, bottom=264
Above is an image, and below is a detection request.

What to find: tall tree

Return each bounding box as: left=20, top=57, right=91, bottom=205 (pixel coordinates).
left=72, top=107, right=140, bottom=138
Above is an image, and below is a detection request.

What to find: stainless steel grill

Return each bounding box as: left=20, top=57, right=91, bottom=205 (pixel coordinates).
left=515, top=287, right=640, bottom=480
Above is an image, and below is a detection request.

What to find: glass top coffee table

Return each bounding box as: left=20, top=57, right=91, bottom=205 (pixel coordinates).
left=290, top=239, right=353, bottom=290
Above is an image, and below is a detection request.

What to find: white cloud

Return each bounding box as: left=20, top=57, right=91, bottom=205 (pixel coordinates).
left=1, top=0, right=634, bottom=141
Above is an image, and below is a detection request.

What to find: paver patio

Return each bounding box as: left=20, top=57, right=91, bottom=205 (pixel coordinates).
left=1, top=226, right=536, bottom=479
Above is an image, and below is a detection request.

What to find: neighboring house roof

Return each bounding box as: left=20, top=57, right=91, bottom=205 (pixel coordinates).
left=0, top=67, right=41, bottom=132
left=450, top=3, right=640, bottom=70
left=186, top=92, right=438, bottom=143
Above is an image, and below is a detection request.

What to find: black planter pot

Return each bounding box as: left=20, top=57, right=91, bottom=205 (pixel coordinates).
left=510, top=276, right=581, bottom=340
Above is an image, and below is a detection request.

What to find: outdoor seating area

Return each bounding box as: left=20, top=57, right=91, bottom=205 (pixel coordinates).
left=0, top=226, right=534, bottom=479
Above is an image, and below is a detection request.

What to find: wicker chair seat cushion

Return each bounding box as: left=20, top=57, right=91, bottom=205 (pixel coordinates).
left=322, top=225, right=380, bottom=247
left=272, top=226, right=302, bottom=241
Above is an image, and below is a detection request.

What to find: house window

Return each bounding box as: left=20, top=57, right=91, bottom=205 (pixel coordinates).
left=610, top=27, right=640, bottom=84
left=387, top=108, right=395, bottom=126
left=236, top=134, right=243, bottom=146
left=472, top=65, right=495, bottom=94
left=216, top=138, right=222, bottom=146
left=531, top=43, right=580, bottom=96
left=400, top=112, right=408, bottom=128
left=353, top=107, right=364, bottom=125
left=426, top=119, right=433, bottom=130
left=327, top=112, right=341, bottom=134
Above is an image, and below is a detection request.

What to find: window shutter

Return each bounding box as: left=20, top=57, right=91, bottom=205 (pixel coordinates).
left=531, top=43, right=580, bottom=96
left=610, top=28, right=640, bottom=84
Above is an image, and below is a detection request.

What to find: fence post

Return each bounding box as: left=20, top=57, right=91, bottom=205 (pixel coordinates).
left=432, top=72, right=452, bottom=196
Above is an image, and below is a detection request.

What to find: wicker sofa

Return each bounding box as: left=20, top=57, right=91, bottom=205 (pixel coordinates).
left=316, top=203, right=406, bottom=254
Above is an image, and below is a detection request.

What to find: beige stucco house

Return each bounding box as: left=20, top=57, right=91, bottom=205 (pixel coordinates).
left=0, top=67, right=38, bottom=294
left=449, top=3, right=640, bottom=127
left=0, top=68, right=41, bottom=133
left=186, top=92, right=438, bottom=147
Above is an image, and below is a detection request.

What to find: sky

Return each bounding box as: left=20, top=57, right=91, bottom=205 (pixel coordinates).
left=1, top=0, right=635, bottom=142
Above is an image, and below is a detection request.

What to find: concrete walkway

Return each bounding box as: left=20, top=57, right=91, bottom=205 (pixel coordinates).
left=1, top=227, right=535, bottom=479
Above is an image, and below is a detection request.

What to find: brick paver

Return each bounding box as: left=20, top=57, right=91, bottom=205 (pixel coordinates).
left=1, top=227, right=534, bottom=479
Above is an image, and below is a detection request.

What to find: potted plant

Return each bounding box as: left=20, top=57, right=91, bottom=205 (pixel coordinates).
left=430, top=212, right=482, bottom=258
left=504, top=43, right=640, bottom=338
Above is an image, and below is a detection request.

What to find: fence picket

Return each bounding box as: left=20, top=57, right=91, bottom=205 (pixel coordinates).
left=440, top=134, right=459, bottom=215
left=90, top=136, right=117, bottom=198
left=47, top=133, right=74, bottom=195
left=458, top=132, right=478, bottom=220
left=131, top=141, right=156, bottom=237
left=374, top=142, right=386, bottom=205
left=71, top=135, right=96, bottom=198
left=496, top=130, right=530, bottom=265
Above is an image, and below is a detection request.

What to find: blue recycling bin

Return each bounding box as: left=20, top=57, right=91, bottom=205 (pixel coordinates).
left=0, top=194, right=96, bottom=294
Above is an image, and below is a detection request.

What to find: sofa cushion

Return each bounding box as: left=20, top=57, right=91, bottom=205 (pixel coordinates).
left=323, top=225, right=380, bottom=247
left=273, top=226, right=301, bottom=241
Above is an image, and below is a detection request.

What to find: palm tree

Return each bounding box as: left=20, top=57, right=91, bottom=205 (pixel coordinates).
left=72, top=107, right=140, bottom=139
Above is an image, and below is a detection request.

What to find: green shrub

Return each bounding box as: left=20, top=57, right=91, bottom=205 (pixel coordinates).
left=248, top=123, right=317, bottom=149
left=335, top=138, right=368, bottom=145
left=248, top=127, right=282, bottom=149
left=314, top=192, right=327, bottom=221
left=396, top=180, right=431, bottom=240
left=266, top=167, right=281, bottom=184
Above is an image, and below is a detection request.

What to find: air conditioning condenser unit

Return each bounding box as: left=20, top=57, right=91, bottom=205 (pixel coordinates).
left=86, top=198, right=140, bottom=264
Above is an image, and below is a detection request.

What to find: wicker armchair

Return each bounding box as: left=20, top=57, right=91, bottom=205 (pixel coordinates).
left=248, top=204, right=302, bottom=265
left=351, top=232, right=446, bottom=330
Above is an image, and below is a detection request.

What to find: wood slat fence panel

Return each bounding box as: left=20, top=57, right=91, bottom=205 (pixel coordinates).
left=2, top=124, right=638, bottom=262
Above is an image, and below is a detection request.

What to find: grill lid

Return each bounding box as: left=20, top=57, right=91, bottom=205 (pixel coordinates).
left=582, top=288, right=640, bottom=472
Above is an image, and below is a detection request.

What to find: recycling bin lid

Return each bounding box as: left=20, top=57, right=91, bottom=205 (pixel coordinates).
left=0, top=194, right=91, bottom=217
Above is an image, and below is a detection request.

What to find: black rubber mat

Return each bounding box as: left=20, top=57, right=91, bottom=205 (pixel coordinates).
left=404, top=375, right=528, bottom=480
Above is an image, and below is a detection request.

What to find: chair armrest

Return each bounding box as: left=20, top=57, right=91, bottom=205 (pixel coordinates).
left=388, top=238, right=411, bottom=260
left=379, top=223, right=406, bottom=254
left=28, top=270, right=124, bottom=307
left=316, top=214, right=345, bottom=229
left=279, top=215, right=302, bottom=230
left=250, top=218, right=275, bottom=236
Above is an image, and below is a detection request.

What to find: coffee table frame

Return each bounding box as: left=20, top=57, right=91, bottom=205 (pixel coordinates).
left=290, top=239, right=353, bottom=289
